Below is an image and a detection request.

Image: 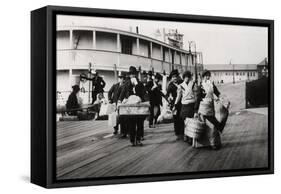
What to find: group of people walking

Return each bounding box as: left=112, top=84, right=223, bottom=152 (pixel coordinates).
left=66, top=65, right=225, bottom=149
left=167, top=69, right=224, bottom=148
left=107, top=65, right=224, bottom=148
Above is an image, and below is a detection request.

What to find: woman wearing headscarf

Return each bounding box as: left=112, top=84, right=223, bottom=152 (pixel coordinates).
left=198, top=70, right=222, bottom=133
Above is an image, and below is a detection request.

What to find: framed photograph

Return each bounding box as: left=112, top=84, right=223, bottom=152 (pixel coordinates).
left=31, top=5, right=274, bottom=188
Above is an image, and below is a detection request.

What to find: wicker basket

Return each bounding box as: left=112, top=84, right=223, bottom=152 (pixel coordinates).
left=185, top=118, right=206, bottom=139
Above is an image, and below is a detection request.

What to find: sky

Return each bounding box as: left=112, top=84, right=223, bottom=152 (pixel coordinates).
left=57, top=15, right=268, bottom=65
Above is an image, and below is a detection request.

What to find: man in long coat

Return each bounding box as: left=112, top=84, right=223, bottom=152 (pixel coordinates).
left=108, top=72, right=126, bottom=135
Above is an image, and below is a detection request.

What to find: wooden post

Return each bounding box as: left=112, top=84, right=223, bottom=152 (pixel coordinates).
left=117, top=34, right=120, bottom=52
left=69, top=30, right=73, bottom=49
left=245, top=81, right=248, bottom=109
left=136, top=38, right=140, bottom=55
left=88, top=63, right=92, bottom=103
left=114, top=64, right=118, bottom=83
left=93, top=30, right=96, bottom=49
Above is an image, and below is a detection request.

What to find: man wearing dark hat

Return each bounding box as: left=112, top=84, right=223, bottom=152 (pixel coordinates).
left=66, top=85, right=81, bottom=116
left=138, top=71, right=151, bottom=140
left=148, top=72, right=164, bottom=127
left=118, top=66, right=146, bottom=146
left=147, top=70, right=153, bottom=82
left=166, top=69, right=184, bottom=137
left=108, top=72, right=126, bottom=135
left=80, top=71, right=106, bottom=104
left=91, top=72, right=106, bottom=104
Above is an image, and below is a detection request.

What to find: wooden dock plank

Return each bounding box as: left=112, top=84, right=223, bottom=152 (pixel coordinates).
left=56, top=109, right=268, bottom=180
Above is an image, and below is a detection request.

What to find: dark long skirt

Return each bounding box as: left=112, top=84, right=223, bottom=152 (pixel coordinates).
left=179, top=103, right=195, bottom=136
left=173, top=104, right=184, bottom=136
left=149, top=104, right=160, bottom=126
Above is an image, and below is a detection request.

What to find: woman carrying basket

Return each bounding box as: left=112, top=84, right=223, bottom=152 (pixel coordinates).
left=198, top=70, right=223, bottom=149
left=174, top=70, right=200, bottom=142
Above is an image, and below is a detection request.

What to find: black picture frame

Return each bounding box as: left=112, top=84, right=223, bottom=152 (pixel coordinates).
left=31, top=5, right=274, bottom=188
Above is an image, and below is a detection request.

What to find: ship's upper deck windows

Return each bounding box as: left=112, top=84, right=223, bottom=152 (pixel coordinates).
left=120, top=35, right=134, bottom=55
left=57, top=31, right=70, bottom=49
left=152, top=43, right=161, bottom=60
left=72, top=30, right=93, bottom=49
left=96, top=31, right=117, bottom=52
left=139, top=39, right=150, bottom=58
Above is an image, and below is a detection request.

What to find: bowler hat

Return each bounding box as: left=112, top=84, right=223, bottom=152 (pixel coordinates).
left=147, top=70, right=153, bottom=76
left=142, top=71, right=147, bottom=76
left=155, top=73, right=163, bottom=80
left=129, top=66, right=138, bottom=75
left=118, top=72, right=127, bottom=78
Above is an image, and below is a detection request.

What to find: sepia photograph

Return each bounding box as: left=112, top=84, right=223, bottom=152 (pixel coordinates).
left=55, top=14, right=269, bottom=180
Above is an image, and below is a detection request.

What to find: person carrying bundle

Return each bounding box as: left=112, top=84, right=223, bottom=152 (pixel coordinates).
left=174, top=71, right=200, bottom=141
left=108, top=72, right=126, bottom=135
left=118, top=66, right=146, bottom=146
left=147, top=73, right=164, bottom=128
left=198, top=70, right=223, bottom=131
left=166, top=70, right=183, bottom=138
left=198, top=70, right=224, bottom=150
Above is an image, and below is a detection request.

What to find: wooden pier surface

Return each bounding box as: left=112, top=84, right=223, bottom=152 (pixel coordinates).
left=56, top=109, right=268, bottom=180
left=56, top=82, right=268, bottom=180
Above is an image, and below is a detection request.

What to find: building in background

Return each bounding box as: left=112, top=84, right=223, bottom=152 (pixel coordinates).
left=257, top=57, right=268, bottom=78
left=206, top=64, right=259, bottom=84
left=57, top=26, right=203, bottom=103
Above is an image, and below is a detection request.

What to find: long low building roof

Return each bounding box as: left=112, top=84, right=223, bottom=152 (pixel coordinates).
left=204, top=64, right=257, bottom=71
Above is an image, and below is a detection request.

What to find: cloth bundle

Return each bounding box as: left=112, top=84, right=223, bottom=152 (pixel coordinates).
left=108, top=111, right=117, bottom=127
left=157, top=108, right=173, bottom=123
left=126, top=95, right=142, bottom=104
left=157, top=101, right=173, bottom=123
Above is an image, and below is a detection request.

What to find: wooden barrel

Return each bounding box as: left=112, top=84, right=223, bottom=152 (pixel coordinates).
left=184, top=118, right=206, bottom=139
